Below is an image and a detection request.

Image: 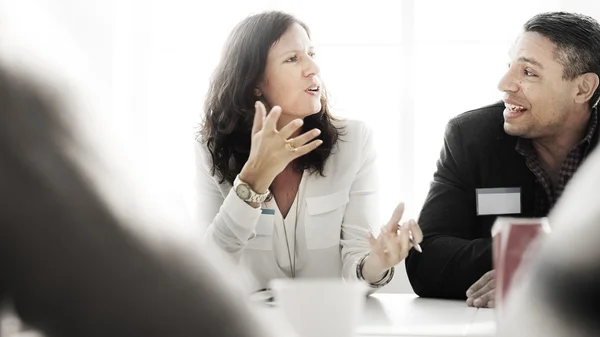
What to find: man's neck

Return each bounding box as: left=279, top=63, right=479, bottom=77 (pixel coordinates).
left=532, top=110, right=592, bottom=177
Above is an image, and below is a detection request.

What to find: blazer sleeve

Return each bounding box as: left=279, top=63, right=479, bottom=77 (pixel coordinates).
left=405, top=120, right=492, bottom=299
left=193, top=139, right=262, bottom=261
left=339, top=123, right=384, bottom=294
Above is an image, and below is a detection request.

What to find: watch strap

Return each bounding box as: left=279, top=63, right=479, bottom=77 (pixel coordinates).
left=234, top=174, right=271, bottom=203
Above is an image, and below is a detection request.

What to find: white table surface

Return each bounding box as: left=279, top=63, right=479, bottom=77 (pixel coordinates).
left=254, top=293, right=496, bottom=337
left=464, top=305, right=496, bottom=337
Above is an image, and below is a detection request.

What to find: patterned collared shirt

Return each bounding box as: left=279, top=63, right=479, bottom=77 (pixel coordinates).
left=516, top=110, right=598, bottom=216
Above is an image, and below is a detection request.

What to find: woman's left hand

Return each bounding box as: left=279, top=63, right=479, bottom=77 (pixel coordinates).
left=362, top=203, right=423, bottom=283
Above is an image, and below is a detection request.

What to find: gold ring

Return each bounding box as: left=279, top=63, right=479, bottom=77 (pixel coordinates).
left=285, top=139, right=297, bottom=152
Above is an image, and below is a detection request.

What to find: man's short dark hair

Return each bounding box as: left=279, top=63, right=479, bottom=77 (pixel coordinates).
left=524, top=12, right=600, bottom=108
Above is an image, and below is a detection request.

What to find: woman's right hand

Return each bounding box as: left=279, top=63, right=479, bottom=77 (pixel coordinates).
left=239, top=101, right=323, bottom=193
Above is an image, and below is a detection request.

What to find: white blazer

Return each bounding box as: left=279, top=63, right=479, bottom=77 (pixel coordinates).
left=194, top=119, right=382, bottom=291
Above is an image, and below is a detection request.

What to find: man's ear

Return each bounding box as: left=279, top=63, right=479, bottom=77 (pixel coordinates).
left=575, top=72, right=600, bottom=105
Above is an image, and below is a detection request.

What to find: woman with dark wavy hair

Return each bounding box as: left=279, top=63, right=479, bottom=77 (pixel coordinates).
left=195, top=11, right=421, bottom=292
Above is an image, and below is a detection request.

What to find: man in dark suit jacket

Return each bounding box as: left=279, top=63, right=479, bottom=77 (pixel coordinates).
left=406, top=11, right=600, bottom=308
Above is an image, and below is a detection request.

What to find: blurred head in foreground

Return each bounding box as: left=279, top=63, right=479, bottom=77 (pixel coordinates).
left=0, top=4, right=273, bottom=337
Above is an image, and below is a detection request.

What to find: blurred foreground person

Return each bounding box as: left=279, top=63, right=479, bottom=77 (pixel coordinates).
left=498, top=146, right=600, bottom=336
left=0, top=4, right=272, bottom=337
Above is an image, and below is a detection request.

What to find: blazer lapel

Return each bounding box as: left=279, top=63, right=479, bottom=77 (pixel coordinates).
left=488, top=134, right=537, bottom=217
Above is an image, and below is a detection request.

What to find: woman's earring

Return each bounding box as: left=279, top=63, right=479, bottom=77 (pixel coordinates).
left=254, top=87, right=262, bottom=97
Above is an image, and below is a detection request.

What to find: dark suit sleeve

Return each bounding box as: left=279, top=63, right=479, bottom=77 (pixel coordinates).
left=405, top=120, right=492, bottom=299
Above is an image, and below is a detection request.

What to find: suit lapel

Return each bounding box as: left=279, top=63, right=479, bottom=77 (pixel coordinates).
left=486, top=134, right=537, bottom=217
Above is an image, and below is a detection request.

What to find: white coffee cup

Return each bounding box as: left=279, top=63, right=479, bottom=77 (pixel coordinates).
left=269, top=278, right=368, bottom=337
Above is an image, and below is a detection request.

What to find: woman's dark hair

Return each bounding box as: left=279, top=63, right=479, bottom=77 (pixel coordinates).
left=199, top=11, right=343, bottom=184
left=524, top=12, right=600, bottom=108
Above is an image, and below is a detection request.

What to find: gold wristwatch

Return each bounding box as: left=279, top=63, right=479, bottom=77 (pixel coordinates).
left=233, top=174, right=271, bottom=203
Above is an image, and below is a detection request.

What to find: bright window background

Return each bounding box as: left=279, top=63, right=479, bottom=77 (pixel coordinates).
left=34, top=0, right=600, bottom=292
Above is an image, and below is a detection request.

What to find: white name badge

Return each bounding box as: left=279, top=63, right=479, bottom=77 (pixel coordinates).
left=476, top=187, right=521, bottom=215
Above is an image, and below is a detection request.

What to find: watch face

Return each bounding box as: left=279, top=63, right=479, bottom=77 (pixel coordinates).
left=236, top=184, right=251, bottom=200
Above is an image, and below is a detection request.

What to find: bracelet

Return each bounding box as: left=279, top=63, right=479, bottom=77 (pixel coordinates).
left=356, top=254, right=395, bottom=288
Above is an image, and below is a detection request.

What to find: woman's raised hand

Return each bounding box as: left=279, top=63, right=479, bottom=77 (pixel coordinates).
left=239, top=101, right=323, bottom=193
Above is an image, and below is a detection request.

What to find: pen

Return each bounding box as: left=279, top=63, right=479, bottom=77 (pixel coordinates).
left=388, top=203, right=422, bottom=253
left=409, top=232, right=423, bottom=253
